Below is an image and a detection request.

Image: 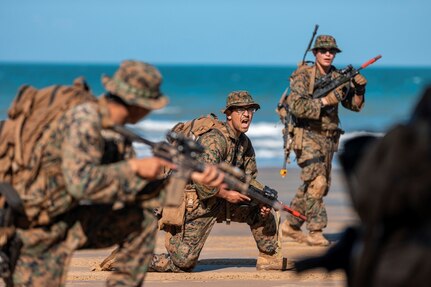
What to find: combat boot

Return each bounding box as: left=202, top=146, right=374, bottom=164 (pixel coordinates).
left=99, top=250, right=118, bottom=271
left=256, top=252, right=293, bottom=271
left=306, top=230, right=330, bottom=246
left=148, top=254, right=168, bottom=272
left=281, top=221, right=306, bottom=243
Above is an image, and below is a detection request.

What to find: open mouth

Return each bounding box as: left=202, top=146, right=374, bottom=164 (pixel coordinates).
left=241, top=118, right=250, bottom=128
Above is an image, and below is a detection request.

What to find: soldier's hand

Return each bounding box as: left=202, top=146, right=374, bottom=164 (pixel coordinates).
left=321, top=89, right=341, bottom=106
left=259, top=204, right=271, bottom=218
left=128, top=157, right=176, bottom=180
left=216, top=186, right=251, bottom=204
left=321, top=83, right=347, bottom=106
left=352, top=74, right=367, bottom=95
left=353, top=74, right=367, bottom=87
left=191, top=164, right=225, bottom=188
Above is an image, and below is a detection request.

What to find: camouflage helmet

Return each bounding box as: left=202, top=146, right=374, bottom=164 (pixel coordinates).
left=310, top=35, right=342, bottom=53
left=221, top=90, right=260, bottom=114
left=102, top=60, right=169, bottom=110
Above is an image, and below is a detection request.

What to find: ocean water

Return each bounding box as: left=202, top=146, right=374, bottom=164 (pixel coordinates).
left=1, top=63, right=430, bottom=168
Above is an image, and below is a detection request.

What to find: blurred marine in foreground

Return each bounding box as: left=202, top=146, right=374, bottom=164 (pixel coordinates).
left=294, top=86, right=431, bottom=287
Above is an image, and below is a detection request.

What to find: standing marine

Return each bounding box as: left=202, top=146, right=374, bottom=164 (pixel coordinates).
left=0, top=60, right=223, bottom=286
left=149, top=91, right=288, bottom=272
left=279, top=35, right=367, bottom=246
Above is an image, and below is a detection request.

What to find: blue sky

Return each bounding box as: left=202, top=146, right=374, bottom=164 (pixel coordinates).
left=1, top=0, right=430, bottom=67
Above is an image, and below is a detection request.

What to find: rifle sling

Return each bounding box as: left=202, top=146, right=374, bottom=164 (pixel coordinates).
left=308, top=66, right=317, bottom=96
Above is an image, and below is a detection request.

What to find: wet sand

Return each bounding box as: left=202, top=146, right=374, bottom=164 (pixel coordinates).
left=10, top=168, right=358, bottom=287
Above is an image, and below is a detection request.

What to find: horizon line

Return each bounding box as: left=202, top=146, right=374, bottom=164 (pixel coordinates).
left=1, top=60, right=430, bottom=69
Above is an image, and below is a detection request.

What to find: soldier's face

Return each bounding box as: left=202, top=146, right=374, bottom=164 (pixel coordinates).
left=314, top=48, right=336, bottom=69
left=227, top=106, right=256, bottom=134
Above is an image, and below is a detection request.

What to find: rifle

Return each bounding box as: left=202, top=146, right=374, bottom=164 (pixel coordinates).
left=111, top=125, right=248, bottom=207
left=248, top=184, right=307, bottom=221
left=313, top=55, right=382, bottom=99
left=276, top=88, right=292, bottom=178
left=276, top=25, right=319, bottom=178
left=301, top=24, right=319, bottom=65
left=112, top=125, right=307, bottom=220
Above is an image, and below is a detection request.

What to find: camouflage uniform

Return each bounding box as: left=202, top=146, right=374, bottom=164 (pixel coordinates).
left=284, top=36, right=364, bottom=234
left=11, top=61, right=169, bottom=287
left=150, top=91, right=281, bottom=272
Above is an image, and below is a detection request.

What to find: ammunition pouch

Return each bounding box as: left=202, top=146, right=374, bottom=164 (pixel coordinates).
left=292, top=127, right=304, bottom=150
left=185, top=185, right=199, bottom=213
left=158, top=184, right=198, bottom=230
left=158, top=198, right=185, bottom=230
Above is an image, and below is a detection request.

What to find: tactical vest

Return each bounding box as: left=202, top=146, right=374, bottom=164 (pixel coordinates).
left=162, top=114, right=249, bottom=228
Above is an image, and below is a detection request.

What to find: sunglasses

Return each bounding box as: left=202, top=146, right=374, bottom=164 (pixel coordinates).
left=317, top=48, right=338, bottom=55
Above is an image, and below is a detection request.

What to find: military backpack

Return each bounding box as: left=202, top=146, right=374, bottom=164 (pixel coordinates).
left=0, top=77, right=95, bottom=229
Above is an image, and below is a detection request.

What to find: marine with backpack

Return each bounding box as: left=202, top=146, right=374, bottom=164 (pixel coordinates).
left=149, top=91, right=290, bottom=273
left=0, top=60, right=194, bottom=287
left=0, top=77, right=95, bottom=281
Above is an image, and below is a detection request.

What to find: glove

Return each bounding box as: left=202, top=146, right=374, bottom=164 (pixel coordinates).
left=353, top=74, right=367, bottom=95
left=321, top=84, right=346, bottom=106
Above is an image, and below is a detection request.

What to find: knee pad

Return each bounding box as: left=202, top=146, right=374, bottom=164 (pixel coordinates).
left=307, top=175, right=327, bottom=199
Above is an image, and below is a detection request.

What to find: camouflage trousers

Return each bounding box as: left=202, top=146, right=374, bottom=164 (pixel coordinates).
left=11, top=204, right=157, bottom=287
left=286, top=129, right=339, bottom=231
left=150, top=198, right=280, bottom=272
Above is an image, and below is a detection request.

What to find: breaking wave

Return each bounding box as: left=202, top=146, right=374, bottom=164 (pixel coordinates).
left=132, top=120, right=383, bottom=167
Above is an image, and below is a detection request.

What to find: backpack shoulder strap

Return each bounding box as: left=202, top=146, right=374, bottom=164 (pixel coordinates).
left=205, top=115, right=231, bottom=160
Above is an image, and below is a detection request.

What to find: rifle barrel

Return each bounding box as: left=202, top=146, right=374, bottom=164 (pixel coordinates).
left=112, top=125, right=155, bottom=147
left=247, top=188, right=307, bottom=220
left=301, top=24, right=319, bottom=64
left=359, top=55, right=382, bottom=70
left=281, top=205, right=307, bottom=221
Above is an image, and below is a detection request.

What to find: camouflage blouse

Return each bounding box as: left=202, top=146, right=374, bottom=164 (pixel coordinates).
left=194, top=122, right=258, bottom=201
left=25, top=100, right=149, bottom=223
left=287, top=64, right=364, bottom=131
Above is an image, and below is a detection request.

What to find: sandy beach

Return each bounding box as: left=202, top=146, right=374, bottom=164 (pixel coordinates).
left=2, top=167, right=357, bottom=287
